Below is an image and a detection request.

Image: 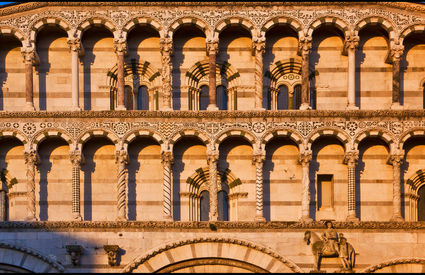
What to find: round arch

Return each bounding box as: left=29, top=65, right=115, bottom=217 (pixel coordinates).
left=399, top=129, right=425, bottom=150
left=169, top=129, right=210, bottom=147
left=400, top=24, right=425, bottom=45
left=354, top=16, right=396, bottom=41
left=121, top=237, right=302, bottom=273
left=0, top=130, right=28, bottom=146
left=32, top=129, right=73, bottom=149
left=122, top=129, right=165, bottom=149
left=77, top=129, right=119, bottom=148
left=122, top=16, right=165, bottom=39
left=215, top=129, right=256, bottom=146
left=29, top=17, right=72, bottom=44
left=306, top=16, right=350, bottom=38
left=260, top=16, right=304, bottom=39
left=361, top=258, right=425, bottom=273
left=214, top=16, right=257, bottom=38
left=0, top=25, right=25, bottom=43
left=168, top=16, right=210, bottom=38
left=306, top=128, right=351, bottom=152
left=261, top=128, right=303, bottom=148
left=353, top=128, right=395, bottom=151
left=75, top=17, right=117, bottom=40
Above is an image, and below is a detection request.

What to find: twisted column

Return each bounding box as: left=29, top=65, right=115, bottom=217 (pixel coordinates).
left=67, top=38, right=82, bottom=111
left=206, top=38, right=219, bottom=111
left=299, top=149, right=312, bottom=222
left=24, top=149, right=39, bottom=221
left=390, top=43, right=404, bottom=109
left=115, top=149, right=128, bottom=221
left=344, top=34, right=359, bottom=110
left=344, top=150, right=359, bottom=221
left=160, top=37, right=173, bottom=111
left=298, top=36, right=312, bottom=110
left=114, top=39, right=127, bottom=111
left=389, top=151, right=404, bottom=221
left=161, top=150, right=174, bottom=221
left=21, top=48, right=36, bottom=111
left=253, top=36, right=265, bottom=110
left=70, top=150, right=83, bottom=220
left=207, top=147, right=219, bottom=221
left=253, top=146, right=266, bottom=221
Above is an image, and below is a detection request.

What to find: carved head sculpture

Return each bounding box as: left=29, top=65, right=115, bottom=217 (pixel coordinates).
left=304, top=230, right=311, bottom=245
left=325, top=220, right=334, bottom=229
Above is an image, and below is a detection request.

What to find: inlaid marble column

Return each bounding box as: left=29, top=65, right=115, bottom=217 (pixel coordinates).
left=114, top=40, right=127, bottom=111
left=344, top=34, right=359, bottom=110
left=115, top=149, right=128, bottom=221
left=253, top=36, right=265, bottom=110
left=67, top=38, right=82, bottom=111
left=24, top=149, right=39, bottom=221
left=207, top=147, right=219, bottom=221
left=206, top=38, right=219, bottom=111
left=344, top=150, right=359, bottom=221
left=390, top=43, right=404, bottom=110
left=69, top=150, right=83, bottom=220
left=298, top=37, right=312, bottom=110
left=160, top=37, right=173, bottom=111
left=253, top=146, right=266, bottom=221
left=161, top=150, right=174, bottom=221
left=389, top=151, right=404, bottom=221
left=299, top=149, right=312, bottom=222
left=21, top=48, right=36, bottom=111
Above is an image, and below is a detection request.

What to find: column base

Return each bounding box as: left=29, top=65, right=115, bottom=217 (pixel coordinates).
left=346, top=104, right=359, bottom=110
left=71, top=106, right=82, bottom=112
left=254, top=215, right=266, bottom=222
left=300, top=215, right=313, bottom=223
left=25, top=215, right=37, bottom=221
left=116, top=105, right=127, bottom=111
left=207, top=104, right=219, bottom=111
left=116, top=216, right=127, bottom=222
left=390, top=215, right=404, bottom=222
left=299, top=103, right=312, bottom=110
left=346, top=215, right=359, bottom=222
left=254, top=107, right=265, bottom=111
left=73, top=213, right=83, bottom=221
left=24, top=102, right=35, bottom=111
left=390, top=102, right=403, bottom=110
left=163, top=215, right=173, bottom=221
left=161, top=107, right=173, bottom=111
left=209, top=215, right=218, bottom=222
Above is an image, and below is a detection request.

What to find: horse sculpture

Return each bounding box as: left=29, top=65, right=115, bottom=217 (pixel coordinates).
left=304, top=230, right=356, bottom=272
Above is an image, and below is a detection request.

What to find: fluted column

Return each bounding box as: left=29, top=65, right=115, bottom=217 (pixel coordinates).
left=67, top=38, right=82, bottom=111
left=253, top=36, right=265, bottom=110
left=388, top=151, right=404, bottom=221
left=21, top=48, right=36, bottom=111
left=298, top=37, right=312, bottom=110
left=70, top=150, right=83, bottom=220
left=207, top=147, right=219, bottom=221
left=24, top=149, right=39, bottom=221
left=161, top=150, right=174, bottom=221
left=390, top=43, right=404, bottom=110
left=299, top=149, right=312, bottom=222
left=114, top=40, right=127, bottom=111
left=206, top=38, right=219, bottom=111
left=160, top=37, right=173, bottom=111
left=253, top=145, right=266, bottom=221
left=344, top=150, right=359, bottom=221
left=115, top=149, right=128, bottom=221
left=344, top=34, right=359, bottom=110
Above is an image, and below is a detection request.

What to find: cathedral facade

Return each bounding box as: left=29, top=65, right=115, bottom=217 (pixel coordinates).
left=0, top=1, right=425, bottom=273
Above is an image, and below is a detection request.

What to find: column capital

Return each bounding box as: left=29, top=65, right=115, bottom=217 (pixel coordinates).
left=24, top=149, right=39, bottom=165
left=298, top=150, right=312, bottom=166
left=115, top=149, right=128, bottom=165
left=21, top=47, right=37, bottom=65
left=160, top=37, right=173, bottom=56
left=67, top=38, right=82, bottom=53
left=206, top=148, right=219, bottom=164
left=298, top=36, right=312, bottom=56
left=343, top=34, right=360, bottom=53
left=252, top=36, right=266, bottom=55
left=69, top=150, right=84, bottom=166
left=113, top=39, right=128, bottom=55
left=387, top=151, right=404, bottom=166
left=390, top=43, right=404, bottom=63
left=206, top=37, right=219, bottom=56
left=252, top=145, right=266, bottom=164
left=343, top=150, right=359, bottom=167
left=161, top=150, right=174, bottom=165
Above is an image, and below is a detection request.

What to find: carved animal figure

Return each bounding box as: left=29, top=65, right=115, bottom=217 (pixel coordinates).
left=304, top=230, right=356, bottom=271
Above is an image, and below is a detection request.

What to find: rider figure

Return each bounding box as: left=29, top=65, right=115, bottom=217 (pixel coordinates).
left=338, top=233, right=350, bottom=269
left=322, top=220, right=339, bottom=254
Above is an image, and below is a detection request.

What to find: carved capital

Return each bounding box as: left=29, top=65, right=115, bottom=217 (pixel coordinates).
left=66, top=245, right=82, bottom=266
left=21, top=47, right=36, bottom=65
left=113, top=39, right=127, bottom=55
left=298, top=150, right=312, bottom=166
left=344, top=34, right=359, bottom=52
left=388, top=152, right=404, bottom=167
left=390, top=43, right=404, bottom=63
left=104, top=245, right=119, bottom=266
left=206, top=148, right=219, bottom=165
left=343, top=150, right=359, bottom=167
left=252, top=145, right=266, bottom=164
left=160, top=37, right=173, bottom=56
left=298, top=36, right=312, bottom=56
left=24, top=149, right=39, bottom=166
left=115, top=150, right=128, bottom=165
left=69, top=150, right=84, bottom=166
left=67, top=38, right=81, bottom=53
left=206, top=40, right=219, bottom=56
left=252, top=36, right=266, bottom=55
left=161, top=150, right=174, bottom=165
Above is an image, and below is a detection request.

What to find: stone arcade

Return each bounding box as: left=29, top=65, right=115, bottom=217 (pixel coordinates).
left=1, top=1, right=425, bottom=273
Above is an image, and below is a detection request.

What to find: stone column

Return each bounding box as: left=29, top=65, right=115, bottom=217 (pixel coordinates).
left=115, top=149, right=128, bottom=221
left=390, top=43, right=404, bottom=110
left=161, top=150, right=173, bottom=221
left=344, top=150, right=359, bottom=221
left=253, top=36, right=265, bottom=110
left=0, top=183, right=6, bottom=221
left=114, top=40, right=127, bottom=111
left=252, top=146, right=266, bottom=221
left=207, top=147, right=219, bottom=221
left=67, top=38, right=82, bottom=111
left=206, top=38, right=219, bottom=111
left=298, top=37, right=312, bottom=110
left=344, top=34, right=359, bottom=110
left=69, top=150, right=83, bottom=220
left=21, top=48, right=36, bottom=111
left=299, top=149, right=312, bottom=222
left=160, top=37, right=173, bottom=111
left=24, top=149, right=39, bottom=221
left=388, top=151, right=404, bottom=221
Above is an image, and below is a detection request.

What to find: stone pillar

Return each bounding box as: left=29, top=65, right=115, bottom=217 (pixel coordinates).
left=67, top=38, right=82, bottom=111
left=0, top=184, right=6, bottom=221
left=24, top=149, right=39, bottom=221
left=344, top=150, right=359, bottom=221
left=298, top=37, right=312, bottom=110
left=299, top=149, right=312, bottom=222
left=21, top=48, right=36, bottom=111
left=207, top=146, right=219, bottom=221
left=161, top=150, right=173, bottom=221
left=253, top=36, right=266, bottom=110
left=252, top=145, right=266, bottom=221
left=70, top=150, right=83, bottom=220
left=390, top=43, right=404, bottom=110
left=160, top=37, right=173, bottom=111
left=388, top=151, right=404, bottom=221
left=115, top=149, right=128, bottom=221
left=206, top=38, right=219, bottom=111
left=344, top=34, right=359, bottom=110
left=114, top=40, right=127, bottom=111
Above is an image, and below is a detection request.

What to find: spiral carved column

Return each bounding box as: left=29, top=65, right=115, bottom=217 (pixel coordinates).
left=70, top=150, right=83, bottom=220
left=160, top=37, right=173, bottom=111
left=299, top=150, right=312, bottom=223
left=390, top=43, right=404, bottom=110
left=24, top=149, right=39, bottom=221
left=253, top=37, right=265, bottom=110
left=115, top=149, right=128, bottom=221
left=389, top=151, right=404, bottom=222
left=253, top=147, right=266, bottom=221
left=161, top=150, right=174, bottom=221
left=207, top=148, right=219, bottom=221
left=344, top=150, right=359, bottom=221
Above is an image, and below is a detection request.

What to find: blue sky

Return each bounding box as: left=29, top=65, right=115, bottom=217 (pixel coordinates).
left=0, top=2, right=13, bottom=6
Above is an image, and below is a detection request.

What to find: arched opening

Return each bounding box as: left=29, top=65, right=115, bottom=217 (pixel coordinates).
left=217, top=190, right=229, bottom=221
left=199, top=85, right=209, bottom=110
left=125, top=85, right=134, bottom=110
left=277, top=85, right=289, bottom=110
left=199, top=190, right=210, bottom=221
left=293, top=84, right=301, bottom=109
left=418, top=185, right=425, bottom=221
left=216, top=85, right=228, bottom=110
left=137, top=85, right=149, bottom=110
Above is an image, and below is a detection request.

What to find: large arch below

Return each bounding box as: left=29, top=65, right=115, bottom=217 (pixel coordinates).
left=361, top=258, right=425, bottom=273
left=121, top=237, right=302, bottom=273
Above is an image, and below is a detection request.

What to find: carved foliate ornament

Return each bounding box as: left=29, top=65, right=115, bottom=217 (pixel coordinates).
left=343, top=33, right=359, bottom=53
left=113, top=39, right=128, bottom=55
left=206, top=146, right=219, bottom=165
left=252, top=36, right=266, bottom=56
left=206, top=37, right=219, bottom=56
left=161, top=150, right=174, bottom=166
left=66, top=245, right=82, bottom=266
left=298, top=36, right=312, bottom=56
left=343, top=150, right=359, bottom=168
left=67, top=38, right=81, bottom=53
left=159, top=37, right=173, bottom=56
left=390, top=42, right=404, bottom=63
left=21, top=47, right=36, bottom=65
left=69, top=150, right=84, bottom=166
left=298, top=150, right=312, bottom=166
left=104, top=245, right=119, bottom=266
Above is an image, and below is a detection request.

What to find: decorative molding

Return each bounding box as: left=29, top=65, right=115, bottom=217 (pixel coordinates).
left=361, top=258, right=425, bottom=273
